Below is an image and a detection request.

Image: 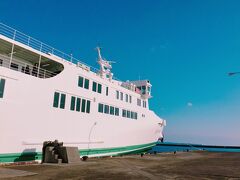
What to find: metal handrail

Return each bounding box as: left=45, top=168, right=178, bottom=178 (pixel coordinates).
left=0, top=54, right=58, bottom=78
left=0, top=22, right=125, bottom=83
left=0, top=22, right=100, bottom=74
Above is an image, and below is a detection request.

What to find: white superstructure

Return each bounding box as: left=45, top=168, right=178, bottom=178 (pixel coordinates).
left=0, top=23, right=166, bottom=163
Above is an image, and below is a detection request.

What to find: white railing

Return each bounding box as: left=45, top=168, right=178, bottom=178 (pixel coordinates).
left=0, top=22, right=99, bottom=74
left=0, top=23, right=124, bottom=82
left=0, top=54, right=57, bottom=78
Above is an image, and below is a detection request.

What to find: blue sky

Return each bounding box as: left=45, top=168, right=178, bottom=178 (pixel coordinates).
left=1, top=0, right=240, bottom=145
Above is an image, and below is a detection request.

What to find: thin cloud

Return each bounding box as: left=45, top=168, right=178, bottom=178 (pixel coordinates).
left=187, top=102, right=193, bottom=107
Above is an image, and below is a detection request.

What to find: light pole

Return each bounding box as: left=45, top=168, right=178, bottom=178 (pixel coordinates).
left=228, top=72, right=240, bottom=76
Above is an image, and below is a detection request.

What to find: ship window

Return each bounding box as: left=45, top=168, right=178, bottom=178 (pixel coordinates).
left=78, top=76, right=84, bottom=87
left=131, top=111, right=134, bottom=119
left=115, top=107, right=119, bottom=116
left=84, top=79, right=89, bottom=89
left=116, top=91, right=119, bottom=99
left=125, top=94, right=128, bottom=102
left=129, top=96, right=132, bottom=103
left=76, top=98, right=81, bottom=112
left=143, top=101, right=147, bottom=108
left=0, top=59, right=3, bottom=66
left=137, top=98, right=141, bottom=106
left=135, top=112, right=138, bottom=119
left=104, top=105, right=109, bottom=114
left=98, top=103, right=104, bottom=113
left=0, top=79, right=6, bottom=98
left=70, top=96, right=76, bottom=111
left=110, top=106, right=114, bottom=115
left=81, top=99, right=86, bottom=112
left=142, top=86, right=146, bottom=95
left=127, top=110, right=130, bottom=118
left=120, top=92, right=123, bottom=101
left=86, top=100, right=91, bottom=113
left=60, top=94, right=66, bottom=109
left=122, top=109, right=126, bottom=117
left=148, top=86, right=151, bottom=93
left=97, top=84, right=102, bottom=94
left=106, top=87, right=109, bottom=96
left=53, top=92, right=60, bottom=108
left=92, top=81, right=97, bottom=92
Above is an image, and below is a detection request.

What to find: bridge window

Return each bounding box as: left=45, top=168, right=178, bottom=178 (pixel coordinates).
left=0, top=78, right=6, bottom=98
left=142, top=86, right=146, bottom=95
left=129, top=96, right=132, bottom=103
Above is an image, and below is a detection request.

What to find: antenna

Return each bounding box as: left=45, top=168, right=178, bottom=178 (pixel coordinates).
left=95, top=46, right=114, bottom=80
left=107, top=61, right=116, bottom=64
left=95, top=46, right=102, bottom=60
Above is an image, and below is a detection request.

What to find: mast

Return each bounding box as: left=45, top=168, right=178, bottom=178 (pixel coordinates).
left=96, top=47, right=102, bottom=60
left=96, top=47, right=114, bottom=80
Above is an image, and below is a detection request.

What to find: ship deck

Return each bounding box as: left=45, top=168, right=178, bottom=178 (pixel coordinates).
left=1, top=151, right=240, bottom=179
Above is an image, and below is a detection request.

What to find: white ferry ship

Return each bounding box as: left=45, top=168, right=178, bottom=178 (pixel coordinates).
left=0, top=23, right=166, bottom=163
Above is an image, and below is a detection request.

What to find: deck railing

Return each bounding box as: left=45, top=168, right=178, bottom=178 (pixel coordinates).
left=0, top=54, right=57, bottom=78
left=0, top=22, right=99, bottom=74
left=0, top=23, right=123, bottom=82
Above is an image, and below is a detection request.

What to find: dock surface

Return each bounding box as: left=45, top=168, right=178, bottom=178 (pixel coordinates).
left=1, top=151, right=240, bottom=179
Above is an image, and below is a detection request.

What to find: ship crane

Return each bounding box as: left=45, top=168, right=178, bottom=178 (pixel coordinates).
left=96, top=47, right=115, bottom=80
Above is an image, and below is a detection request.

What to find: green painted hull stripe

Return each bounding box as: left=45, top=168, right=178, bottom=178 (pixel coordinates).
left=0, top=142, right=156, bottom=163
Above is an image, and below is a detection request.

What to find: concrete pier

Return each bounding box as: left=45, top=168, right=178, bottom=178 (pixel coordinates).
left=1, top=151, right=240, bottom=179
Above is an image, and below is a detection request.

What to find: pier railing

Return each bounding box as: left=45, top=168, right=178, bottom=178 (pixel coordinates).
left=0, top=22, right=99, bottom=74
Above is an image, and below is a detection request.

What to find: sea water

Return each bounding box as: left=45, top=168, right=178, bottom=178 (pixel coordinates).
left=148, top=142, right=240, bottom=153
